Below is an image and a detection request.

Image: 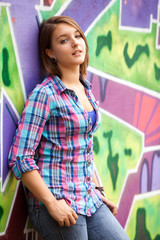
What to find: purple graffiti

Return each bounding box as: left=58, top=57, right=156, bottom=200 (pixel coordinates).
left=62, top=0, right=112, bottom=32
left=121, top=0, right=159, bottom=29
left=0, top=104, right=2, bottom=178
left=7, top=0, right=41, bottom=97
left=91, top=76, right=136, bottom=124
left=90, top=72, right=160, bottom=146
left=140, top=160, right=149, bottom=193
left=89, top=73, right=108, bottom=103
left=1, top=92, right=18, bottom=189
left=151, top=152, right=160, bottom=190
left=116, top=151, right=153, bottom=227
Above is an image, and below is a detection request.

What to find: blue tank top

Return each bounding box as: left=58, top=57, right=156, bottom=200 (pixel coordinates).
left=88, top=110, right=96, bottom=128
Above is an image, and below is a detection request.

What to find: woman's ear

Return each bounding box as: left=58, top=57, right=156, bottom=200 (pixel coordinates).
left=45, top=48, right=55, bottom=59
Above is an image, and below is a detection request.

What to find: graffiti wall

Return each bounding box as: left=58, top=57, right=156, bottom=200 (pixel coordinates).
left=0, top=0, right=160, bottom=239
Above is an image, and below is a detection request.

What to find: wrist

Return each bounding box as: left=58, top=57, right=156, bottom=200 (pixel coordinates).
left=95, top=186, right=105, bottom=197
left=43, top=195, right=57, bottom=209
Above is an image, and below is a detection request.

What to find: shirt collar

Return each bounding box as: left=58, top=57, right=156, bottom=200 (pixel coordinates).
left=80, top=77, right=92, bottom=90
left=50, top=75, right=92, bottom=95
left=49, top=75, right=66, bottom=95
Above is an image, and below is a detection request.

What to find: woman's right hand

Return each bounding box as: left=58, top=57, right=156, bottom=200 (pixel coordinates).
left=46, top=199, right=78, bottom=227
left=21, top=170, right=78, bottom=227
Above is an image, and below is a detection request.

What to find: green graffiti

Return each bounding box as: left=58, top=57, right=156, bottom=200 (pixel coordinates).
left=123, top=43, right=150, bottom=68
left=87, top=0, right=160, bottom=92
left=134, top=208, right=151, bottom=240
left=154, top=236, right=160, bottom=240
left=154, top=63, right=160, bottom=81
left=124, top=148, right=132, bottom=156
left=93, top=136, right=100, bottom=154
left=96, top=31, right=112, bottom=56
left=40, top=0, right=66, bottom=20
left=0, top=206, right=4, bottom=221
left=103, top=130, right=119, bottom=190
left=134, top=208, right=160, bottom=240
left=2, top=47, right=11, bottom=86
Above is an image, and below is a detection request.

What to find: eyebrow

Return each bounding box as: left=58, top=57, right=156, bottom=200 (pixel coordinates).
left=56, top=30, right=80, bottom=40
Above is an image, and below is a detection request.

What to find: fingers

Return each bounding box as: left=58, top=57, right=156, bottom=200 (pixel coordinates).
left=66, top=214, right=77, bottom=226
left=59, top=218, right=70, bottom=227
left=108, top=204, right=118, bottom=215
left=57, top=205, right=78, bottom=227
left=101, top=196, right=118, bottom=216
left=69, top=212, right=78, bottom=225
left=72, top=210, right=78, bottom=220
left=112, top=206, right=118, bottom=216
left=64, top=218, right=71, bottom=227
left=48, top=198, right=78, bottom=227
left=58, top=212, right=77, bottom=227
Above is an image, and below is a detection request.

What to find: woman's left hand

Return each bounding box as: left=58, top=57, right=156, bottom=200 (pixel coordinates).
left=101, top=195, right=118, bottom=216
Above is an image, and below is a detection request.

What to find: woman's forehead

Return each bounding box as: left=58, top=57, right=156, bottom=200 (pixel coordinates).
left=52, top=23, right=79, bottom=38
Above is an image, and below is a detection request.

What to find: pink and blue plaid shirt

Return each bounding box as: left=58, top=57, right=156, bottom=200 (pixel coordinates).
left=8, top=75, right=102, bottom=216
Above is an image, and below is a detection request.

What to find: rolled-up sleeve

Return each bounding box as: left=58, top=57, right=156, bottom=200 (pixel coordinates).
left=8, top=87, right=50, bottom=179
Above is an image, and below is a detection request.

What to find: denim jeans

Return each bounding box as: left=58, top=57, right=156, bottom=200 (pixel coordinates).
left=28, top=203, right=130, bottom=240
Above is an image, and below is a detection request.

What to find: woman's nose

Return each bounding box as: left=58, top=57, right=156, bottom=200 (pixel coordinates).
left=71, top=37, right=78, bottom=47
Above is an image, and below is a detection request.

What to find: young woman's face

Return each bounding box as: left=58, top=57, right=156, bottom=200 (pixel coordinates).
left=50, top=23, right=86, bottom=71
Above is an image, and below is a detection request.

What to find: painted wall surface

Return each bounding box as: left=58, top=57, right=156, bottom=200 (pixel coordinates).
left=0, top=0, right=160, bottom=239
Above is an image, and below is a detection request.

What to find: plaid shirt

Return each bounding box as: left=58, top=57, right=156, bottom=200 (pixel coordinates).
left=8, top=76, right=102, bottom=216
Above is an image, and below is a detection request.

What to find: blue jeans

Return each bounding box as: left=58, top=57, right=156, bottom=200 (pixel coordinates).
left=28, top=203, right=130, bottom=240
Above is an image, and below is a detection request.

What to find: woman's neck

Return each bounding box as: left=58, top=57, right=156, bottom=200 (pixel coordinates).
left=60, top=66, right=81, bottom=87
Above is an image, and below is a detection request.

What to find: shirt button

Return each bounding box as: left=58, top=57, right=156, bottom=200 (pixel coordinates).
left=87, top=189, right=91, bottom=194
left=87, top=176, right=91, bottom=181
left=88, top=149, right=91, bottom=153
left=16, top=156, right=20, bottom=160
left=88, top=133, right=92, bottom=138
left=88, top=161, right=91, bottom=166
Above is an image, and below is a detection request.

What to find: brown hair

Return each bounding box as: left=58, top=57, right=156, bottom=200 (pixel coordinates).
left=38, top=16, right=89, bottom=78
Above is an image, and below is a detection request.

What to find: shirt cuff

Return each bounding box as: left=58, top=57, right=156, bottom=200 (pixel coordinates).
left=12, top=156, right=39, bottom=180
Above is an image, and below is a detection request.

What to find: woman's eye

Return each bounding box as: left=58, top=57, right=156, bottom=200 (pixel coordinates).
left=61, top=39, right=67, bottom=44
left=75, top=34, right=81, bottom=38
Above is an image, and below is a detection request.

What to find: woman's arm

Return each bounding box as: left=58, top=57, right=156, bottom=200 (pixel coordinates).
left=93, top=170, right=117, bottom=216
left=9, top=87, right=78, bottom=226
left=21, top=170, right=78, bottom=226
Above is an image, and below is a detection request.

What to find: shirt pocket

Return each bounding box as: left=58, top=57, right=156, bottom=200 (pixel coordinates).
left=63, top=109, right=88, bottom=137
left=45, top=114, right=66, bottom=142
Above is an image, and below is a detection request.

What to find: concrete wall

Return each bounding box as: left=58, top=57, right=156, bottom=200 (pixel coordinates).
left=0, top=0, right=160, bottom=239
